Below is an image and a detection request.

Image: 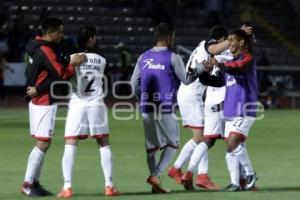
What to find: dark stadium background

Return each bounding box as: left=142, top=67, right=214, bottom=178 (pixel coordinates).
left=1, top=0, right=300, bottom=108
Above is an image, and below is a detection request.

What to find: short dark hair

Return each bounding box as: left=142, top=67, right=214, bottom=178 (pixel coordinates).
left=154, top=23, right=174, bottom=42
left=77, top=25, right=96, bottom=48
left=230, top=29, right=251, bottom=46
left=209, top=26, right=228, bottom=40
left=41, top=17, right=62, bottom=35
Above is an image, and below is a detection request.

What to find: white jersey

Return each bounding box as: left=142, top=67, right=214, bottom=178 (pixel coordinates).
left=70, top=53, right=106, bottom=103
left=178, top=40, right=210, bottom=95
left=205, top=49, right=233, bottom=105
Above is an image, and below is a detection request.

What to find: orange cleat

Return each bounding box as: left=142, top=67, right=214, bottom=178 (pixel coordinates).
left=104, top=186, right=120, bottom=196
left=147, top=176, right=170, bottom=193
left=181, top=171, right=194, bottom=190
left=195, top=174, right=220, bottom=190
left=168, top=167, right=183, bottom=184
left=57, top=188, right=73, bottom=198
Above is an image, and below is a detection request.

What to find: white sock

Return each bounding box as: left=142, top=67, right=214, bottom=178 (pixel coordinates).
left=187, top=142, right=208, bottom=173
left=34, top=155, right=45, bottom=182
left=198, top=150, right=208, bottom=175
left=225, top=152, right=240, bottom=186
left=62, top=144, right=77, bottom=189
left=100, top=146, right=113, bottom=187
left=174, top=139, right=197, bottom=169
left=24, top=147, right=45, bottom=184
left=234, top=143, right=254, bottom=175
left=153, top=146, right=177, bottom=177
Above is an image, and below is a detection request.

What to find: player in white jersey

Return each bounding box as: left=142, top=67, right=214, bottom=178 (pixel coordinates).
left=183, top=25, right=255, bottom=192
left=57, top=26, right=120, bottom=198
left=168, top=26, right=230, bottom=190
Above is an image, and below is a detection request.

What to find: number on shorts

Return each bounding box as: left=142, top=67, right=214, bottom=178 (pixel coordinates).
left=233, top=118, right=243, bottom=127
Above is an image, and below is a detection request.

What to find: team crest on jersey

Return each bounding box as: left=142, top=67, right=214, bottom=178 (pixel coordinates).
left=142, top=59, right=165, bottom=70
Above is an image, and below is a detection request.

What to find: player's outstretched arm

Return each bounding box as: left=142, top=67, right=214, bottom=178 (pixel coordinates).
left=172, top=53, right=195, bottom=85
left=130, top=55, right=142, bottom=99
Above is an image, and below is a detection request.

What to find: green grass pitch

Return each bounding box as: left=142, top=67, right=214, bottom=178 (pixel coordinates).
left=1, top=108, right=300, bottom=200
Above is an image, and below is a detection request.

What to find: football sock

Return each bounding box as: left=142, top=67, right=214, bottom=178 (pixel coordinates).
left=174, top=139, right=197, bottom=169
left=34, top=154, right=45, bottom=182
left=234, top=143, right=254, bottom=175
left=225, top=152, right=240, bottom=186
left=24, top=147, right=45, bottom=184
left=100, top=146, right=113, bottom=187
left=187, top=142, right=208, bottom=173
left=62, top=144, right=77, bottom=189
left=198, top=150, right=208, bottom=175
left=153, top=146, right=176, bottom=177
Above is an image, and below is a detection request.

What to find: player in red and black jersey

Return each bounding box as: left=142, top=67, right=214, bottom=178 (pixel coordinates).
left=20, top=17, right=86, bottom=197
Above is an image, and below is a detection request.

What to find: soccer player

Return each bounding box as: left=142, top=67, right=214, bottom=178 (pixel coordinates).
left=168, top=26, right=229, bottom=190
left=131, top=23, right=194, bottom=193
left=20, top=17, right=86, bottom=197
left=57, top=26, right=120, bottom=198
left=205, top=29, right=258, bottom=191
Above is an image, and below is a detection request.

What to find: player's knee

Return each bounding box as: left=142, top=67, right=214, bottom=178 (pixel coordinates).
left=36, top=140, right=51, bottom=152
left=192, top=133, right=204, bottom=144
left=204, top=138, right=216, bottom=149
left=226, top=140, right=240, bottom=152
left=65, top=139, right=78, bottom=146
left=97, top=137, right=110, bottom=147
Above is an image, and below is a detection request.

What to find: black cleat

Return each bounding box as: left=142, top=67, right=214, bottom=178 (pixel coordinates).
left=245, top=172, right=258, bottom=190
left=221, top=183, right=240, bottom=192
left=20, top=182, right=44, bottom=197
left=33, top=181, right=53, bottom=196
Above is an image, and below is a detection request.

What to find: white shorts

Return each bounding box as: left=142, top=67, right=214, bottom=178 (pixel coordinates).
left=64, top=100, right=109, bottom=139
left=142, top=113, right=179, bottom=152
left=177, top=90, right=204, bottom=129
left=224, top=116, right=256, bottom=141
left=203, top=103, right=224, bottom=139
left=29, top=102, right=57, bottom=141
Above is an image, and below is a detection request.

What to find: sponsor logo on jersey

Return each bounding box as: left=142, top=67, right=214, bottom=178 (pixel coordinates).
left=226, top=75, right=236, bottom=87
left=142, top=59, right=165, bottom=70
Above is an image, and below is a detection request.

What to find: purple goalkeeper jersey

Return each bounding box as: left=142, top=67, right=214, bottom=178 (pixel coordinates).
left=139, top=48, right=180, bottom=113
left=223, top=50, right=258, bottom=117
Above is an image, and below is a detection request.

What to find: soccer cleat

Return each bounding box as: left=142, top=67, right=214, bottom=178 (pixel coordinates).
left=57, top=188, right=73, bottom=198
left=33, top=181, right=53, bottom=196
left=168, top=167, right=183, bottom=184
left=151, top=186, right=160, bottom=194
left=181, top=171, right=194, bottom=190
left=195, top=174, right=220, bottom=190
left=221, top=184, right=240, bottom=192
left=104, top=186, right=120, bottom=196
left=147, top=176, right=171, bottom=193
left=245, top=172, right=258, bottom=190
left=20, top=182, right=44, bottom=197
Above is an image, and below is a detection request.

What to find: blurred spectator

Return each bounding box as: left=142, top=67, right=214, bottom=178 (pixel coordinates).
left=39, top=6, right=51, bottom=23
left=205, top=0, right=222, bottom=28
left=115, top=42, right=132, bottom=95
left=0, top=54, right=14, bottom=106
left=265, top=81, right=286, bottom=109
left=6, top=8, right=32, bottom=62
left=239, top=4, right=255, bottom=25
left=257, top=50, right=270, bottom=66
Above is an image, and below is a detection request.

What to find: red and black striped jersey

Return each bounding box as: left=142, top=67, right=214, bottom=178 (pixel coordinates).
left=25, top=36, right=75, bottom=105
